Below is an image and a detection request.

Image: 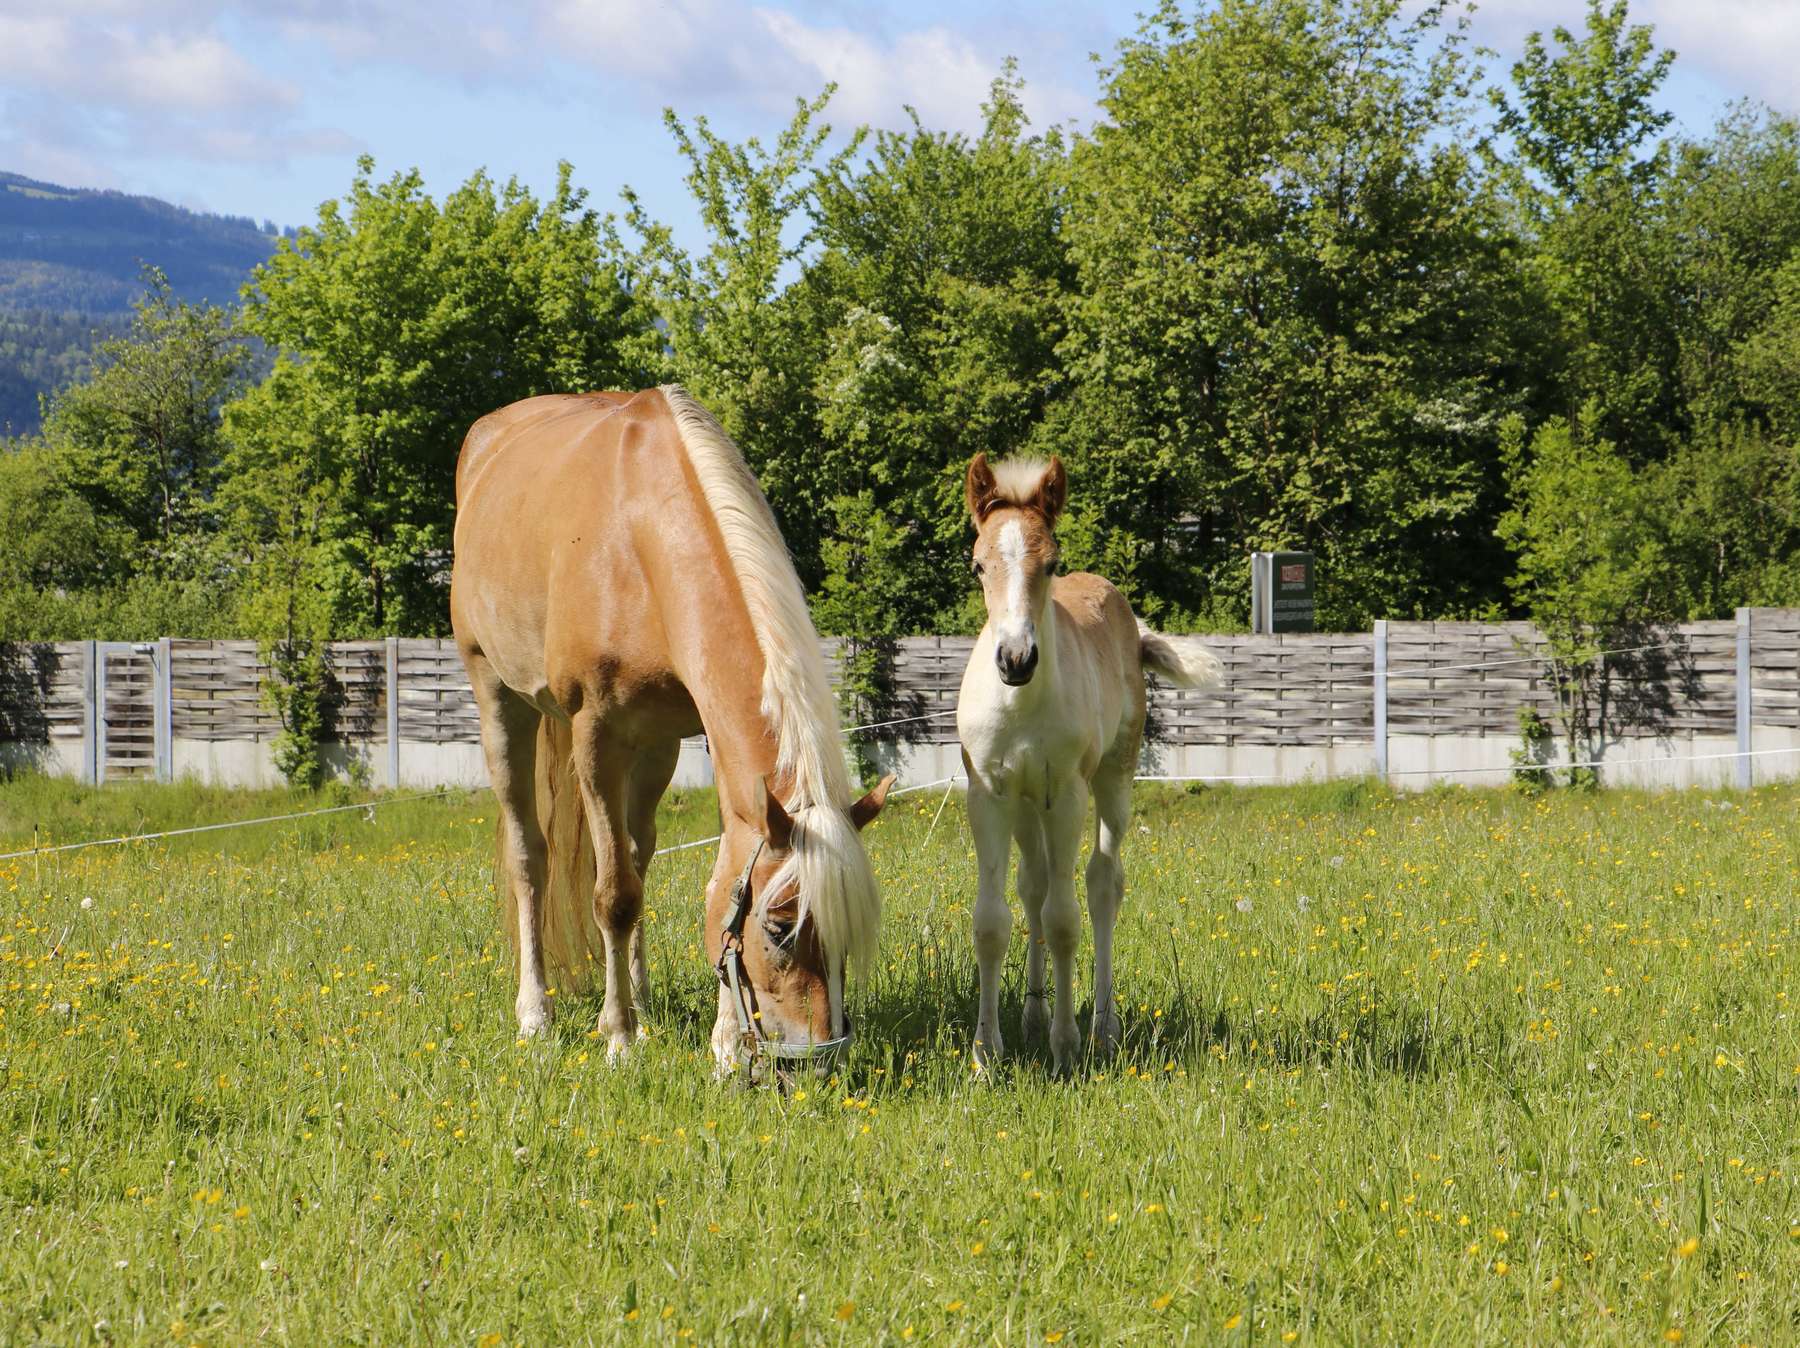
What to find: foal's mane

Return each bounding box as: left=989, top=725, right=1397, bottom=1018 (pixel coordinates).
left=661, top=385, right=879, bottom=968
left=986, top=457, right=1053, bottom=509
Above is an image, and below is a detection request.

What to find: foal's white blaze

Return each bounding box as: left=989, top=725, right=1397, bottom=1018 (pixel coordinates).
left=996, top=519, right=1034, bottom=647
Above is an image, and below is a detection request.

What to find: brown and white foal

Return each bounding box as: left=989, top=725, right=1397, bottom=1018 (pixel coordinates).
left=955, top=454, right=1221, bottom=1073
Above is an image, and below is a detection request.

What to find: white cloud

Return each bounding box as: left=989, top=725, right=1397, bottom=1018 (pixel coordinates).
left=535, top=0, right=1091, bottom=134
left=758, top=11, right=1011, bottom=131
left=1637, top=0, right=1800, bottom=113
left=1411, top=0, right=1799, bottom=116
left=0, top=6, right=349, bottom=174
left=112, top=33, right=300, bottom=115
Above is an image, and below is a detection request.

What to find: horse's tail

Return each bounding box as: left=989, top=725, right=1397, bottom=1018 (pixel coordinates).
left=1138, top=622, right=1224, bottom=689
left=495, top=716, right=603, bottom=995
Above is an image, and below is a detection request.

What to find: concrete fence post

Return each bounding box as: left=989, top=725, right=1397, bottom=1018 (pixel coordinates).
left=155, top=636, right=172, bottom=783
left=1736, top=607, right=1752, bottom=790
left=1373, top=619, right=1388, bottom=782
left=81, top=639, right=99, bottom=785
left=385, top=636, right=401, bottom=789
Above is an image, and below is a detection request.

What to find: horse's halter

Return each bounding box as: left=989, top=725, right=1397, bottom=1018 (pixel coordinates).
left=716, top=837, right=852, bottom=1069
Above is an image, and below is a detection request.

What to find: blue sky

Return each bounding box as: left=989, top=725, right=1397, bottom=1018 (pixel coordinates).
left=2, top=1, right=1795, bottom=241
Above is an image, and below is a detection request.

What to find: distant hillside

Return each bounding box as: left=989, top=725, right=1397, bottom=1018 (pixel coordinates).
left=0, top=171, right=284, bottom=434
left=0, top=171, right=282, bottom=311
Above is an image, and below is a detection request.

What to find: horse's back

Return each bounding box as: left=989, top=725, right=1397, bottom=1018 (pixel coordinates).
left=455, top=391, right=643, bottom=506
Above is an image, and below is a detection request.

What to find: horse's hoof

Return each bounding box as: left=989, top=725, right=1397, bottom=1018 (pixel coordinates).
left=1049, top=1022, right=1081, bottom=1075
left=1021, top=993, right=1050, bottom=1040
left=516, top=1003, right=552, bottom=1037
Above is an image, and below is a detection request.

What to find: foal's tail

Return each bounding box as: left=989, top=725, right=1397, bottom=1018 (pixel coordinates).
left=1138, top=622, right=1224, bottom=689
left=494, top=716, right=603, bottom=994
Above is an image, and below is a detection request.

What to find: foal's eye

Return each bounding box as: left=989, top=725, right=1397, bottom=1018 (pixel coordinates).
left=1046, top=557, right=1061, bottom=576
left=971, top=560, right=984, bottom=579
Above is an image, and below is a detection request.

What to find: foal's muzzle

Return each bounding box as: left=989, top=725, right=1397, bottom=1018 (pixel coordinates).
left=996, top=639, right=1038, bottom=686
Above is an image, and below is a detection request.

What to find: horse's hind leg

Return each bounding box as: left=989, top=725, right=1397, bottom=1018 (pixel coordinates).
left=624, top=738, right=680, bottom=1017
left=568, top=710, right=645, bottom=1057
left=468, top=658, right=552, bottom=1035
left=1085, top=765, right=1132, bottom=1059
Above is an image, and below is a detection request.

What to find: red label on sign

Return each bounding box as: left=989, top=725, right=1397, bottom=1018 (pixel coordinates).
left=1280, top=564, right=1306, bottom=583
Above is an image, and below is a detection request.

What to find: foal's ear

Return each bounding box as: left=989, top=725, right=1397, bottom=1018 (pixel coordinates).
left=849, top=774, right=896, bottom=831
left=1032, top=455, right=1067, bottom=521
left=757, top=776, right=795, bottom=850
left=965, top=453, right=998, bottom=522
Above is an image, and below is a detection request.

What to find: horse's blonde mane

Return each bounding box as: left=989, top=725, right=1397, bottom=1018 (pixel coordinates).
left=661, top=385, right=879, bottom=969
left=989, top=457, right=1051, bottom=506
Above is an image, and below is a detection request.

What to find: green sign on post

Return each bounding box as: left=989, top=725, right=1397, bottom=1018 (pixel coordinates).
left=1251, top=551, right=1315, bottom=633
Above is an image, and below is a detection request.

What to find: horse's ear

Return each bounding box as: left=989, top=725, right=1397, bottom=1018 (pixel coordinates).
left=757, top=776, right=794, bottom=850
left=966, top=453, right=998, bottom=522
left=849, top=774, right=895, bottom=831
left=1034, top=456, right=1067, bottom=522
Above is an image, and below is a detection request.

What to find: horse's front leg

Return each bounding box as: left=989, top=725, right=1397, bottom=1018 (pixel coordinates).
left=968, top=780, right=1014, bottom=1070
left=1042, top=778, right=1090, bottom=1075
left=1014, top=814, right=1051, bottom=1043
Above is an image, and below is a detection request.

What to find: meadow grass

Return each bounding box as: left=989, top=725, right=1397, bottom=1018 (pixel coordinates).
left=2, top=772, right=1797, bottom=1344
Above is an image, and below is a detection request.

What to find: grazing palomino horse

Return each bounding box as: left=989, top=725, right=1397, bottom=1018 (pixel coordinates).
left=451, top=386, right=890, bottom=1073
left=957, top=454, right=1221, bottom=1073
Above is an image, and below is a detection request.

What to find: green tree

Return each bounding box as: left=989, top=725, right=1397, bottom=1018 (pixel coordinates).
left=229, top=158, right=652, bottom=637
left=1489, top=0, right=1680, bottom=460
left=1489, top=0, right=1674, bottom=200
left=1651, top=422, right=1800, bottom=615
left=40, top=269, right=249, bottom=567
left=1046, top=0, right=1516, bottom=627
left=1661, top=110, right=1800, bottom=434
left=805, top=67, right=1071, bottom=633
left=1495, top=407, right=1673, bottom=783
left=610, top=91, right=861, bottom=588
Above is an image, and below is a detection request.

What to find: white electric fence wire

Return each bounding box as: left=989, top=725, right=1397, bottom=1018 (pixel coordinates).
left=0, top=789, right=457, bottom=863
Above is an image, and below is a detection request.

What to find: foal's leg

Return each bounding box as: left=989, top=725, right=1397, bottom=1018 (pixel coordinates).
left=1085, top=766, right=1133, bottom=1059
left=623, top=739, right=680, bottom=1017
left=968, top=780, right=1014, bottom=1070
left=1042, top=778, right=1090, bottom=1074
left=468, top=659, right=552, bottom=1035
left=1013, top=815, right=1051, bottom=1042
left=568, top=711, right=643, bottom=1058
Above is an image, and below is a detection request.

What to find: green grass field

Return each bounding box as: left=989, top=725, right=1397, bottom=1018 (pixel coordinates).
left=3, top=773, right=1797, bottom=1344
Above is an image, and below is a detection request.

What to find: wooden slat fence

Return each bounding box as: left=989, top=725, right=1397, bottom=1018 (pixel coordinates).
left=396, top=639, right=480, bottom=744
left=171, top=640, right=278, bottom=741
left=6, top=614, right=1800, bottom=772
left=1749, top=608, right=1800, bottom=729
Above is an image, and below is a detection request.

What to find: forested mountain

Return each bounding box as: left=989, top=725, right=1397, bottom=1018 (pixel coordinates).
left=0, top=172, right=282, bottom=433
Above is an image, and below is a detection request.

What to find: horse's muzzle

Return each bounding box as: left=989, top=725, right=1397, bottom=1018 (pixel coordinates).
left=750, top=1017, right=852, bottom=1082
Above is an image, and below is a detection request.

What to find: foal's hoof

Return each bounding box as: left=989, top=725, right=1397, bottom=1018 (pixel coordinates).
left=971, top=1029, right=1005, bottom=1074
left=1091, top=1008, right=1122, bottom=1061
left=1021, top=993, right=1050, bottom=1041
left=601, top=1021, right=637, bottom=1062
left=516, top=1002, right=552, bottom=1037
left=1049, top=1022, right=1081, bottom=1076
